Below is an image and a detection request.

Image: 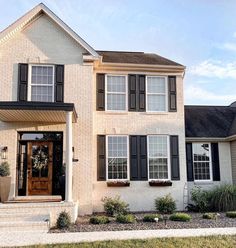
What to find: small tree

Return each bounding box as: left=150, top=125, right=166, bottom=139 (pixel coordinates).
left=56, top=211, right=71, bottom=229
left=0, top=162, right=10, bottom=177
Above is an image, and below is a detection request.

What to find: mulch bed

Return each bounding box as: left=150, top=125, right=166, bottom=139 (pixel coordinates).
left=51, top=212, right=236, bottom=233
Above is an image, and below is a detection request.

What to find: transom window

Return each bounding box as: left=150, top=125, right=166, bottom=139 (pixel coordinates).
left=106, top=75, right=127, bottom=111
left=148, top=135, right=169, bottom=180
left=193, top=143, right=212, bottom=181
left=29, top=65, right=54, bottom=102
left=146, top=76, right=167, bottom=112
left=107, top=136, right=128, bottom=180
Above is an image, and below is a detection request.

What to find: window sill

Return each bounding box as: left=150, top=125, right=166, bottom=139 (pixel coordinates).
left=194, top=181, right=213, bottom=185
left=101, top=111, right=129, bottom=115
left=107, top=181, right=130, bottom=187
left=149, top=180, right=172, bottom=187
left=143, top=112, right=169, bottom=115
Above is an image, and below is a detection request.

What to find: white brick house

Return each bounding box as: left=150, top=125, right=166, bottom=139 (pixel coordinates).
left=0, top=3, right=235, bottom=225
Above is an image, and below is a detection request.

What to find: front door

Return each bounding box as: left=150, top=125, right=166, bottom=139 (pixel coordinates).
left=27, top=142, right=53, bottom=195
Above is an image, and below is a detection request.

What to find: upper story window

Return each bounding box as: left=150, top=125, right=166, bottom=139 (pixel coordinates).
left=106, top=75, right=127, bottom=111
left=107, top=135, right=129, bottom=180
left=146, top=76, right=167, bottom=112
left=148, top=135, right=170, bottom=180
left=28, top=65, right=54, bottom=102
left=192, top=143, right=212, bottom=181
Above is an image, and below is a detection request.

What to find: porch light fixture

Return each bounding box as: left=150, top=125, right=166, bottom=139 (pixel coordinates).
left=72, top=147, right=79, bottom=162
left=1, top=146, right=8, bottom=159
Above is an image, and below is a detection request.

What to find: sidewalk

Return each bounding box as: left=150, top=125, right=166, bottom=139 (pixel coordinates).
left=1, top=227, right=236, bottom=247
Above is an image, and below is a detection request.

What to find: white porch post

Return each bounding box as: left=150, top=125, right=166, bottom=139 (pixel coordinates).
left=65, top=111, right=73, bottom=202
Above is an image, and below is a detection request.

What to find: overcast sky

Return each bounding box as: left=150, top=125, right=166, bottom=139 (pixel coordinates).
left=1, top=0, right=236, bottom=105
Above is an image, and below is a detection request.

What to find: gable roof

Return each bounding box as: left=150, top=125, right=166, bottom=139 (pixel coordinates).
left=0, top=3, right=99, bottom=57
left=185, top=104, right=236, bottom=138
left=96, top=50, right=184, bottom=67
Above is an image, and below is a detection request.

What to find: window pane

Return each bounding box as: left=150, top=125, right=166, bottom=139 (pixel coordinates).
left=31, top=86, right=53, bottom=102
left=149, top=136, right=167, bottom=157
left=147, top=95, right=166, bottom=111
left=147, top=77, right=166, bottom=94
left=193, top=143, right=211, bottom=180
left=107, top=136, right=128, bottom=180
left=107, top=76, right=126, bottom=92
left=107, top=94, right=126, bottom=111
left=31, top=66, right=53, bottom=85
left=149, top=158, right=168, bottom=179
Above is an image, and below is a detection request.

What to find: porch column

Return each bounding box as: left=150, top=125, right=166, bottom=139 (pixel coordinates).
left=65, top=111, right=73, bottom=202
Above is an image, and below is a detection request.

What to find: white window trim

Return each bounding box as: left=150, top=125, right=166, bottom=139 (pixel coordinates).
left=106, top=135, right=129, bottom=181
left=28, top=64, right=55, bottom=102
left=146, top=76, right=168, bottom=113
left=192, top=142, right=213, bottom=182
left=105, top=74, right=128, bottom=112
left=147, top=135, right=171, bottom=181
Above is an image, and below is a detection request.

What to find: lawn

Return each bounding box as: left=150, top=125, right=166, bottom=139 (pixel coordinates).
left=25, top=235, right=236, bottom=248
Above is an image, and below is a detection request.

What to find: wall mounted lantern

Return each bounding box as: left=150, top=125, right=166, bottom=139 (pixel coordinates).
left=1, top=146, right=8, bottom=159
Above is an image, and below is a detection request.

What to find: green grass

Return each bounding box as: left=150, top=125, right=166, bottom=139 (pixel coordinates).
left=24, top=235, right=236, bottom=248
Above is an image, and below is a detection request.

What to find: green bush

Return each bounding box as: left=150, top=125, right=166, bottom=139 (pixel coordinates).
left=143, top=214, right=163, bottom=222
left=226, top=211, right=236, bottom=218
left=102, top=196, right=129, bottom=216
left=202, top=213, right=217, bottom=220
left=155, top=194, right=176, bottom=214
left=190, top=187, right=212, bottom=212
left=56, top=211, right=71, bottom=229
left=0, top=162, right=10, bottom=177
left=116, top=214, right=135, bottom=224
left=89, top=216, right=110, bottom=224
left=169, top=213, right=191, bottom=222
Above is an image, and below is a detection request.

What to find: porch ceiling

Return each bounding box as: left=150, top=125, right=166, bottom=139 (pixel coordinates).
left=0, top=101, right=77, bottom=123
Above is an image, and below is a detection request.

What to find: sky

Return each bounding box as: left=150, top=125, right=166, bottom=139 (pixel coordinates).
left=1, top=0, right=236, bottom=105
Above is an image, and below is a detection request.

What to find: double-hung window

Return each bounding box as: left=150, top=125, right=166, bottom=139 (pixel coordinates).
left=29, top=65, right=54, bottom=102
left=192, top=143, right=212, bottom=181
left=148, top=135, right=169, bottom=180
left=106, top=75, right=127, bottom=111
left=107, top=135, right=129, bottom=180
left=146, top=76, right=167, bottom=112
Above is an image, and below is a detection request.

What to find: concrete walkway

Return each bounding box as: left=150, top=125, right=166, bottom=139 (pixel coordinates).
left=0, top=227, right=236, bottom=247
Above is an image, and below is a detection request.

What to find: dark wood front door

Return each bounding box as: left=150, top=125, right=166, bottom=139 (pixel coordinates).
left=27, top=142, right=53, bottom=195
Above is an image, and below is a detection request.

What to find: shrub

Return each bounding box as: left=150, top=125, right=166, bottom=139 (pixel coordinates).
left=210, top=185, right=236, bottom=212
left=143, top=214, right=163, bottom=222
left=169, top=213, right=191, bottom=222
left=0, top=162, right=10, bottom=177
left=190, top=187, right=212, bottom=212
left=102, top=196, right=129, bottom=216
left=226, top=211, right=236, bottom=218
left=202, top=213, right=216, bottom=220
left=116, top=214, right=135, bottom=224
left=89, top=216, right=110, bottom=224
left=155, top=194, right=176, bottom=214
left=56, top=211, right=71, bottom=229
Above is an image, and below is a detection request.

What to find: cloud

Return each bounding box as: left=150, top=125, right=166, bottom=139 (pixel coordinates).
left=220, top=42, right=236, bottom=52
left=233, top=32, right=236, bottom=38
left=188, top=59, right=236, bottom=79
left=185, top=85, right=236, bottom=103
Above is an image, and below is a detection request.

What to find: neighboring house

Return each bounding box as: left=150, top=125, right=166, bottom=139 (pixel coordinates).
left=0, top=3, right=234, bottom=225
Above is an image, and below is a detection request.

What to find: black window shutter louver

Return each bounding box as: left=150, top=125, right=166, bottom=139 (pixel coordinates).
left=138, top=75, right=146, bottom=111
left=186, top=142, right=194, bottom=181
left=96, top=74, right=105, bottom=111
left=97, top=135, right=106, bottom=181
left=170, top=135, right=180, bottom=180
left=18, top=63, right=28, bottom=101
left=211, top=143, right=220, bottom=181
left=168, top=76, right=177, bottom=112
left=128, top=75, right=137, bottom=111
left=130, top=135, right=148, bottom=180
left=55, top=65, right=64, bottom=102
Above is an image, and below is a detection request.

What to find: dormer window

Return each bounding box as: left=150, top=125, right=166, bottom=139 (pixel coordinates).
left=28, top=65, right=55, bottom=102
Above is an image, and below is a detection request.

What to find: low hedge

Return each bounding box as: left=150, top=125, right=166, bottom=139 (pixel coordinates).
left=89, top=216, right=110, bottom=224
left=169, top=213, right=191, bottom=222
left=143, top=214, right=163, bottom=222
left=202, top=213, right=216, bottom=220
left=116, top=214, right=135, bottom=224
left=226, top=211, right=236, bottom=218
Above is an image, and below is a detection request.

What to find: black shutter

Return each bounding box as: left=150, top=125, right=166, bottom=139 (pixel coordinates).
left=18, top=63, right=28, bottom=101
left=130, top=135, right=148, bottom=180
left=186, top=142, right=194, bottom=181
left=170, top=135, right=180, bottom=180
left=128, top=75, right=146, bottom=112
left=55, top=65, right=64, bottom=102
left=168, top=76, right=177, bottom=112
left=211, top=143, right=220, bottom=181
left=97, top=135, right=106, bottom=181
left=97, top=74, right=105, bottom=111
